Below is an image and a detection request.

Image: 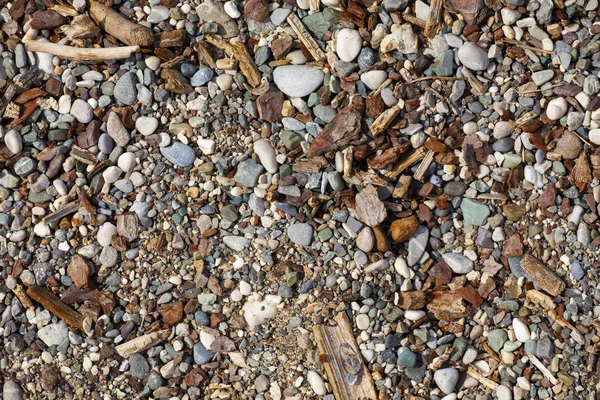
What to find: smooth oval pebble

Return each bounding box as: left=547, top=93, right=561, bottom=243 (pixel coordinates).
left=160, top=142, right=195, bottom=167
left=512, top=318, right=531, bottom=342
left=434, top=368, right=459, bottom=394
left=97, top=222, right=117, bottom=247
left=404, top=310, right=426, bottom=320
left=457, top=42, right=489, bottom=71
left=442, top=252, right=474, bottom=274
left=336, top=28, right=362, bottom=62
left=545, top=97, right=568, bottom=120
left=307, top=371, right=327, bottom=395
left=253, top=139, right=278, bottom=173
left=360, top=70, right=387, bottom=90
left=117, top=152, right=137, bottom=172
left=273, top=66, right=324, bottom=97
left=103, top=166, right=123, bottom=184
left=135, top=116, right=158, bottom=136
left=4, top=130, right=22, bottom=154
left=589, top=129, right=600, bottom=145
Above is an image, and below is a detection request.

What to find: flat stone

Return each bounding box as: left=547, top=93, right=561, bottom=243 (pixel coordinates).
left=136, top=116, right=159, bottom=136
left=458, top=42, right=489, bottom=71
left=554, top=130, right=582, bottom=160
left=273, top=65, right=324, bottom=97
left=223, top=236, right=249, bottom=251
left=407, top=225, right=429, bottom=266
left=287, top=223, right=313, bottom=247
left=38, top=321, right=69, bottom=347
left=193, top=342, right=215, bottom=365
left=442, top=253, right=474, bottom=274
left=354, top=185, right=387, bottom=227
left=106, top=112, right=130, bottom=147
left=434, top=368, right=458, bottom=394
left=160, top=142, right=195, bottom=167
left=114, top=72, right=138, bottom=105
left=191, top=67, right=214, bottom=87
left=488, top=329, right=508, bottom=353
left=234, top=159, right=264, bottom=187
left=253, top=139, right=277, bottom=173
left=70, top=99, right=93, bottom=123
left=493, top=121, right=514, bottom=139
left=461, top=198, right=490, bottom=225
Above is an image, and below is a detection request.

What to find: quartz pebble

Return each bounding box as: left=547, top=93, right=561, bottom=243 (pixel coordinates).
left=336, top=28, right=362, bottom=62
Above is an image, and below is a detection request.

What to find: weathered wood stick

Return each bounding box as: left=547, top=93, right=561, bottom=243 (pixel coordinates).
left=424, top=0, right=443, bottom=38
left=24, top=40, right=139, bottom=62
left=204, top=35, right=261, bottom=87
left=26, top=285, right=93, bottom=336
left=90, top=0, right=154, bottom=46
left=385, top=148, right=427, bottom=179
left=286, top=13, right=326, bottom=62
left=370, top=103, right=402, bottom=136
left=313, top=313, right=377, bottom=400
left=115, top=329, right=170, bottom=358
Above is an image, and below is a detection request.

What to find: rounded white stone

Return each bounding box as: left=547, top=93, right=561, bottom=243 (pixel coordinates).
left=197, top=138, right=216, bottom=155
left=307, top=371, right=327, bottom=395
left=356, top=314, right=370, bottom=330
left=546, top=97, right=567, bottom=120
left=145, top=56, right=161, bottom=71
left=216, top=74, right=233, bottom=90
left=512, top=318, right=531, bottom=342
left=336, top=28, right=362, bottom=62
left=117, top=152, right=137, bottom=172
left=4, top=130, right=22, bottom=154
left=360, top=70, right=387, bottom=90
left=224, top=1, right=240, bottom=18
left=97, top=222, right=117, bottom=247
left=404, top=310, right=426, bottom=320
left=102, top=166, right=123, bottom=184
left=496, top=384, right=512, bottom=400
left=135, top=116, right=159, bottom=136
left=58, top=95, right=72, bottom=114
left=589, top=129, right=600, bottom=145
left=254, top=139, right=278, bottom=173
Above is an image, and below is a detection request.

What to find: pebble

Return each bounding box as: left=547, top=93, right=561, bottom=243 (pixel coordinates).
left=307, top=371, right=326, bottom=395
left=191, top=67, right=214, bottom=87
left=442, top=253, right=474, bottom=274
left=114, top=72, right=138, bottom=105
left=336, top=28, right=362, bottom=62
left=287, top=223, right=313, bottom=247
left=254, top=139, right=278, bottom=173
left=193, top=342, right=215, bottom=365
left=160, top=142, right=195, bottom=167
left=4, top=130, right=22, bottom=154
left=70, top=99, right=94, bottom=123
left=135, top=116, right=159, bottom=136
left=273, top=66, right=324, bottom=97
left=356, top=314, right=370, bottom=330
left=457, top=42, right=489, bottom=71
left=546, top=97, right=567, bottom=120
left=360, top=70, right=387, bottom=90
left=407, top=226, right=429, bottom=266
left=38, top=321, right=68, bottom=346
left=3, top=381, right=22, bottom=400
left=434, top=368, right=459, bottom=394
left=512, top=318, right=530, bottom=342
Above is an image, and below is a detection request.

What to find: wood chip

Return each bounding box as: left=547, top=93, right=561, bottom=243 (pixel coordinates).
left=313, top=313, right=377, bottom=400
left=286, top=13, right=326, bottom=62
left=307, top=107, right=363, bottom=157
left=205, top=35, right=261, bottom=87
left=370, top=103, right=402, bottom=136
left=520, top=255, right=565, bottom=296
left=424, top=0, right=443, bottom=38
left=114, top=329, right=171, bottom=358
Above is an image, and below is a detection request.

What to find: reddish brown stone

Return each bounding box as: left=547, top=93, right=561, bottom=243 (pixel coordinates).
left=77, top=120, right=101, bottom=149
left=427, top=291, right=472, bottom=321
left=158, top=301, right=183, bottom=326
left=272, top=37, right=293, bottom=60
left=397, top=291, right=426, bottom=310
left=538, top=185, right=556, bottom=208
left=244, top=0, right=268, bottom=22
left=390, top=216, right=419, bottom=242
left=30, top=10, right=67, bottom=29
left=429, top=261, right=452, bottom=285
left=503, top=234, right=523, bottom=257
left=45, top=78, right=62, bottom=97
left=8, top=0, right=25, bottom=20
left=210, top=313, right=226, bottom=328
left=256, top=88, right=284, bottom=122
left=67, top=255, right=91, bottom=289
left=456, top=285, right=483, bottom=307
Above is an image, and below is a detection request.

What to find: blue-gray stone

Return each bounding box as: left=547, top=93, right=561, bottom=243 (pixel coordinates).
left=508, top=257, right=525, bottom=278
left=397, top=349, right=417, bottom=367
left=193, top=342, right=215, bottom=365
left=114, top=72, right=138, bottom=105
left=191, top=67, right=214, bottom=87
left=234, top=159, right=264, bottom=187
left=571, top=260, right=584, bottom=280
left=129, top=353, right=150, bottom=379
left=160, top=142, right=195, bottom=167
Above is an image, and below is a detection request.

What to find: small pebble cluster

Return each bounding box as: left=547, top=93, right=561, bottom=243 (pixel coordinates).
left=1, top=0, right=600, bottom=398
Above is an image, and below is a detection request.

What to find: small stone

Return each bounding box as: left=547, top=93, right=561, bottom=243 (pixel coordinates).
left=546, top=97, right=568, bottom=120
left=488, top=329, right=508, bottom=353
left=114, top=72, right=138, bottom=105
left=336, top=28, right=362, bottom=62
left=407, top=226, right=429, bottom=266
left=191, top=67, right=214, bottom=87
left=129, top=353, right=150, bottom=379
left=223, top=236, right=249, bottom=251
left=97, top=222, right=117, bottom=247
left=390, top=216, right=419, bottom=242
left=434, top=368, right=459, bottom=394
left=287, top=223, right=313, bottom=247
left=3, top=381, right=22, bottom=400
left=193, top=342, right=215, bottom=365
left=307, top=371, right=326, bottom=395
left=135, top=116, right=158, bottom=136
left=512, top=318, right=531, bottom=342
left=360, top=70, right=387, bottom=90
left=397, top=349, right=417, bottom=367
left=354, top=185, right=387, bottom=227
left=356, top=314, right=370, bottom=330
left=4, top=130, right=22, bottom=154
left=461, top=198, right=490, bottom=225
left=70, top=99, right=93, bottom=123
left=554, top=130, right=582, bottom=160
left=273, top=66, right=324, bottom=98
left=38, top=321, right=69, bottom=347
left=160, top=142, right=195, bottom=167
left=106, top=112, right=130, bottom=147
left=234, top=159, right=264, bottom=187
left=532, top=70, right=554, bottom=86
left=254, top=139, right=277, bottom=173
left=442, top=253, right=474, bottom=274
left=493, top=121, right=514, bottom=139
left=356, top=227, right=375, bottom=252
left=244, top=0, right=268, bottom=21
left=458, top=42, right=489, bottom=71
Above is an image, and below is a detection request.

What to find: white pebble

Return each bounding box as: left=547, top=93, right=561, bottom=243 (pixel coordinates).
left=307, top=371, right=327, bottom=395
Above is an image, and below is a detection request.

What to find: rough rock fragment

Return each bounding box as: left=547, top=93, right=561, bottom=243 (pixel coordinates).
left=307, top=107, right=362, bottom=157
left=520, top=255, right=565, bottom=296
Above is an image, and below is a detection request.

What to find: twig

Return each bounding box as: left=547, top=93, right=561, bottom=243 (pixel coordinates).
left=370, top=103, right=402, bottom=136
left=115, top=329, right=170, bottom=358
left=461, top=67, right=487, bottom=95
left=467, top=366, right=499, bottom=390
left=413, top=150, right=435, bottom=181
left=385, top=148, right=427, bottom=179
left=286, top=13, right=326, bottom=62
left=26, top=285, right=93, bottom=336
left=404, top=76, right=466, bottom=85
left=90, top=0, right=153, bottom=46
left=519, top=81, right=565, bottom=95
left=500, top=39, right=556, bottom=55
left=24, top=39, right=139, bottom=62
left=205, top=35, right=261, bottom=87
left=528, top=354, right=559, bottom=385
left=424, top=0, right=443, bottom=38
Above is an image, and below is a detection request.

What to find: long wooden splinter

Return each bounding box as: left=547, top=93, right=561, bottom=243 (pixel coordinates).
left=90, top=0, right=154, bottom=46
left=26, top=285, right=93, bottom=337
left=24, top=40, right=139, bottom=62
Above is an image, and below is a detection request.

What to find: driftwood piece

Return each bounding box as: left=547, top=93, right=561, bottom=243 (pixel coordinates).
left=425, top=0, right=444, bottom=38
left=24, top=40, right=139, bottom=62
left=528, top=354, right=559, bottom=385
left=42, top=201, right=79, bottom=224
left=520, top=255, right=565, bottom=296
left=466, top=366, right=498, bottom=390
left=12, top=285, right=33, bottom=308
left=307, top=107, right=362, bottom=157
left=525, top=289, right=555, bottom=310
left=313, top=313, right=378, bottom=400
left=61, top=14, right=101, bottom=40
left=286, top=13, right=326, bottom=62
left=370, top=103, right=402, bottom=136
left=384, top=148, right=427, bottom=179
left=26, top=285, right=93, bottom=336
left=90, top=0, right=153, bottom=46
left=196, top=42, right=216, bottom=68
left=461, top=66, right=487, bottom=95
left=204, top=35, right=261, bottom=87
left=115, top=329, right=170, bottom=358
left=413, top=150, right=435, bottom=181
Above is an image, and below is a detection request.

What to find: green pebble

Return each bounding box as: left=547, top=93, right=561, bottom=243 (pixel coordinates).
left=524, top=339, right=537, bottom=354
left=552, top=161, right=566, bottom=175
left=503, top=153, right=522, bottom=168
left=460, top=198, right=490, bottom=226
left=487, top=329, right=508, bottom=353
left=318, top=228, right=333, bottom=241
left=397, top=349, right=417, bottom=368
left=280, top=130, right=302, bottom=150
left=221, top=204, right=239, bottom=222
